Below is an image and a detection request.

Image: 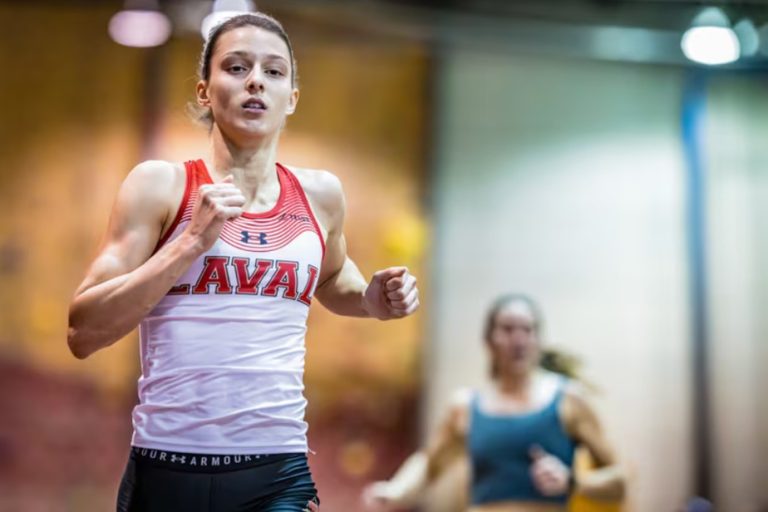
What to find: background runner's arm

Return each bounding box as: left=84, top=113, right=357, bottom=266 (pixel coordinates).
left=364, top=399, right=466, bottom=507
left=567, top=388, right=626, bottom=500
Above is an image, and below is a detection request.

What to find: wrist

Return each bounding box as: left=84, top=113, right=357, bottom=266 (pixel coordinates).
left=176, top=232, right=207, bottom=259
left=360, top=287, right=374, bottom=318
left=385, top=481, right=415, bottom=506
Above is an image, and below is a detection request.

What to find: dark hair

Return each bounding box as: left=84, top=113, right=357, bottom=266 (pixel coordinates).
left=192, top=12, right=297, bottom=126
left=484, top=294, right=581, bottom=379
left=483, top=294, right=543, bottom=343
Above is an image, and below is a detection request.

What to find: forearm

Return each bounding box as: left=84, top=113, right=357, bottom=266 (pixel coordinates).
left=315, top=257, right=369, bottom=317
left=68, top=235, right=201, bottom=358
left=575, top=465, right=625, bottom=501
left=384, top=452, right=430, bottom=505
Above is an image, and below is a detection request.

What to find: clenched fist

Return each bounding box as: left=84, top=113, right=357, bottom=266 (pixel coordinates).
left=529, top=445, right=572, bottom=497
left=363, top=267, right=419, bottom=320
left=184, top=175, right=246, bottom=253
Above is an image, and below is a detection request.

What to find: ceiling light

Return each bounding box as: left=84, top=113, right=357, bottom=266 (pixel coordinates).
left=681, top=7, right=740, bottom=65
left=108, top=1, right=172, bottom=48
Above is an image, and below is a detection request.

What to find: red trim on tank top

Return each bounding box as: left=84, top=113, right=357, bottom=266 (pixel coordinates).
left=153, top=161, right=194, bottom=253
left=198, top=159, right=325, bottom=257
left=156, top=159, right=325, bottom=257
left=195, top=158, right=213, bottom=185
left=196, top=160, right=287, bottom=219
left=279, top=163, right=327, bottom=258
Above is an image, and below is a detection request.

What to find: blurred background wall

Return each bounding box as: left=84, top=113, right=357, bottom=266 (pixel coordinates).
left=704, top=74, right=768, bottom=512
left=1, top=1, right=767, bottom=511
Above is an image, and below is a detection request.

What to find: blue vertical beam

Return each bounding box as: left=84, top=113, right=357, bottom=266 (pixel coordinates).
left=681, top=69, right=712, bottom=500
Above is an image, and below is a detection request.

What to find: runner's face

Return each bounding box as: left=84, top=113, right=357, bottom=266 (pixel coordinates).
left=198, top=26, right=298, bottom=139
left=489, top=302, right=540, bottom=375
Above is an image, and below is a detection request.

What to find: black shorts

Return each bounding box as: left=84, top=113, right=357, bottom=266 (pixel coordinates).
left=117, top=447, right=319, bottom=512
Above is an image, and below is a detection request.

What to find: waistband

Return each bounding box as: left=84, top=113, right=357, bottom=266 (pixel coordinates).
left=129, top=446, right=307, bottom=473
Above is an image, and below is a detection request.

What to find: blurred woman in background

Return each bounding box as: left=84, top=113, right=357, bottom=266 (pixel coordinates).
left=363, top=294, right=624, bottom=512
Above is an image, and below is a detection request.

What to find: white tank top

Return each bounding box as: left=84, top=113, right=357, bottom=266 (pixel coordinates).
left=132, top=160, right=325, bottom=454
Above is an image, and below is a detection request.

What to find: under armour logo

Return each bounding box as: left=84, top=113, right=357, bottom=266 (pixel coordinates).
left=241, top=231, right=268, bottom=244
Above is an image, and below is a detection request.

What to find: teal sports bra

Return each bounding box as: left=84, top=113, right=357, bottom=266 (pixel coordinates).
left=467, top=380, right=577, bottom=505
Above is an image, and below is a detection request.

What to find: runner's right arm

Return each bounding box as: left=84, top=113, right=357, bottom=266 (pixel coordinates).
left=67, top=162, right=244, bottom=359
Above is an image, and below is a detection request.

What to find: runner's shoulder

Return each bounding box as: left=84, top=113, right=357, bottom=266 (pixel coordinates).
left=117, top=160, right=184, bottom=216
left=284, top=165, right=344, bottom=217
